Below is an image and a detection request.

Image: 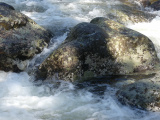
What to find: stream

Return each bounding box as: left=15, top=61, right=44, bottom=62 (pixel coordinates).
left=0, top=0, right=160, bottom=120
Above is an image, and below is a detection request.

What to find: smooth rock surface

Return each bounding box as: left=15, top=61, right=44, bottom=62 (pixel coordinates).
left=0, top=3, right=52, bottom=72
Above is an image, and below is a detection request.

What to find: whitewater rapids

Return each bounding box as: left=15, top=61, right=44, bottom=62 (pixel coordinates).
left=0, top=0, right=160, bottom=120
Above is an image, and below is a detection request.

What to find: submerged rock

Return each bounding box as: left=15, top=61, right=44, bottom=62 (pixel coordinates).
left=37, top=17, right=159, bottom=82
left=117, top=73, right=160, bottom=111
left=134, top=0, right=159, bottom=8
left=0, top=3, right=52, bottom=72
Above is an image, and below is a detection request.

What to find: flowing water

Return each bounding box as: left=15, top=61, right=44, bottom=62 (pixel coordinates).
left=1, top=0, right=160, bottom=120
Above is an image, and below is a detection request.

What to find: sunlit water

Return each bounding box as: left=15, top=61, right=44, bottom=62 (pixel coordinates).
left=1, top=0, right=160, bottom=120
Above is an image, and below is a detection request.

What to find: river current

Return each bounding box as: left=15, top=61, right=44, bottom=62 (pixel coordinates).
left=1, top=0, right=160, bottom=120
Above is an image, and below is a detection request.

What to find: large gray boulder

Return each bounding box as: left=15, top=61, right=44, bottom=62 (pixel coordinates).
left=0, top=3, right=52, bottom=72
left=37, top=17, right=159, bottom=82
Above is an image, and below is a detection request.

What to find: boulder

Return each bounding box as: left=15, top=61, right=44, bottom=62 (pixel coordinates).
left=123, top=0, right=157, bottom=7
left=118, top=0, right=141, bottom=7
left=91, top=17, right=159, bottom=74
left=0, top=3, right=52, bottom=72
left=37, top=17, right=159, bottom=82
left=137, top=0, right=150, bottom=7
left=116, top=73, right=160, bottom=111
left=106, top=3, right=155, bottom=24
left=149, top=0, right=159, bottom=4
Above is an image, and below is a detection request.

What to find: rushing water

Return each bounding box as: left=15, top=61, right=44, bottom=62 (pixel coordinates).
left=1, top=0, right=160, bottom=120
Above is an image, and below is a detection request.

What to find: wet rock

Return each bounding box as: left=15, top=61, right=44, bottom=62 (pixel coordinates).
left=119, top=0, right=141, bottom=8
left=137, top=0, right=151, bottom=7
left=149, top=0, right=159, bottom=4
left=150, top=0, right=160, bottom=10
left=116, top=73, right=160, bottom=111
left=0, top=3, right=52, bottom=72
left=91, top=17, right=159, bottom=73
left=37, top=17, right=159, bottom=82
left=121, top=0, right=156, bottom=7
left=133, top=0, right=159, bottom=7
left=106, top=3, right=155, bottom=24
left=0, top=2, right=15, bottom=10
left=37, top=22, right=109, bottom=81
left=113, top=73, right=156, bottom=89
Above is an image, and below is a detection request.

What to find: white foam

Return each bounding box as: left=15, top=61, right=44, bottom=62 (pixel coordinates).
left=88, top=8, right=105, bottom=17
left=27, top=32, right=67, bottom=70
left=0, top=71, right=160, bottom=120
